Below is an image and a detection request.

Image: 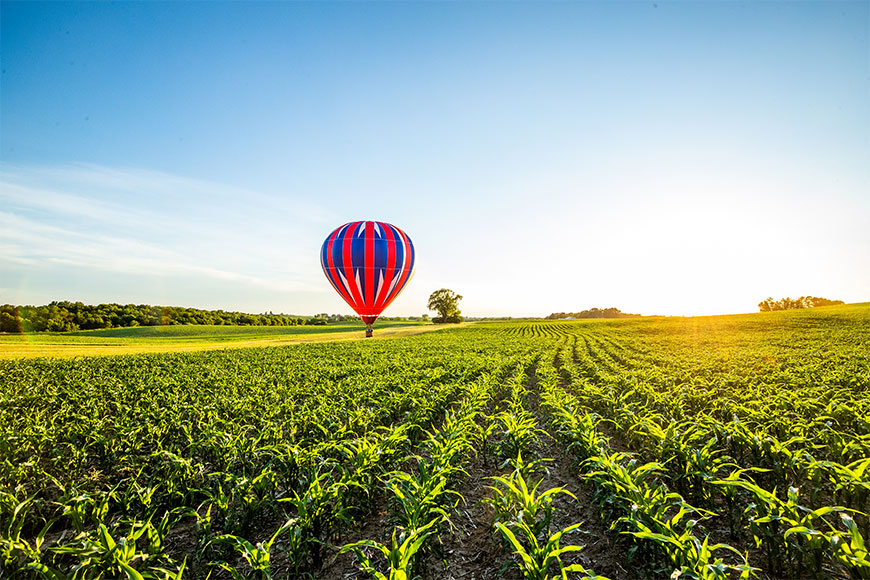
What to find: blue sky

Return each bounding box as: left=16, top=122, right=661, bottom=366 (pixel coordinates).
left=2, top=1, right=868, bottom=317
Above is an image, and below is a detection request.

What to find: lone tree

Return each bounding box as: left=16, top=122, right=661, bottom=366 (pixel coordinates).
left=427, top=289, right=463, bottom=323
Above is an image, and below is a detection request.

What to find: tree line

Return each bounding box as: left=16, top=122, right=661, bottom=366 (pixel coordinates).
left=758, top=296, right=844, bottom=312
left=546, top=307, right=641, bottom=319
left=2, top=302, right=331, bottom=333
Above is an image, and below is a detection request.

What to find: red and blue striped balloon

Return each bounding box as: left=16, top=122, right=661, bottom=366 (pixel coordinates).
left=320, top=221, right=415, bottom=325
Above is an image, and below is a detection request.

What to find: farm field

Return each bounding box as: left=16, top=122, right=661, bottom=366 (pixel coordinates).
left=1, top=304, right=869, bottom=580
left=0, top=321, right=436, bottom=359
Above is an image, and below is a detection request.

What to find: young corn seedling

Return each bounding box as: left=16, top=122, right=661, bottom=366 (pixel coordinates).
left=340, top=518, right=439, bottom=580
left=708, top=467, right=770, bottom=538
left=199, top=472, right=232, bottom=531
left=475, top=418, right=499, bottom=468
left=740, top=482, right=793, bottom=575
left=584, top=453, right=677, bottom=526
left=51, top=521, right=153, bottom=580
left=760, top=435, right=807, bottom=491
left=807, top=457, right=870, bottom=536
left=385, top=465, right=464, bottom=533
left=207, top=518, right=294, bottom=580
left=258, top=441, right=304, bottom=492
left=541, top=395, right=607, bottom=460
left=829, top=513, right=870, bottom=580
left=624, top=508, right=756, bottom=580
left=0, top=490, right=55, bottom=578
left=57, top=489, right=113, bottom=534
left=783, top=501, right=857, bottom=578
left=338, top=435, right=389, bottom=514
left=498, top=409, right=542, bottom=460
left=183, top=504, right=212, bottom=563
left=137, top=508, right=185, bottom=559
left=635, top=420, right=730, bottom=507
left=503, top=453, right=553, bottom=483
left=280, top=518, right=311, bottom=579
left=121, top=479, right=162, bottom=517
left=224, top=469, right=280, bottom=537
left=425, top=421, right=474, bottom=482
left=278, top=468, right=350, bottom=570
left=485, top=464, right=574, bottom=538
left=148, top=450, right=203, bottom=510
left=495, top=520, right=606, bottom=580
left=713, top=476, right=847, bottom=577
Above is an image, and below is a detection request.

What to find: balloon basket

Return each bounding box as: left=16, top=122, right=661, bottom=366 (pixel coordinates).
left=365, top=325, right=373, bottom=338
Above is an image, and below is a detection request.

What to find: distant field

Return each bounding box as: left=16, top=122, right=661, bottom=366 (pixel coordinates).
left=0, top=320, right=435, bottom=358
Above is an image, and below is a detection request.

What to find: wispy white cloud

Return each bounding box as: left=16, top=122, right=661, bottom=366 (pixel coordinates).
left=2, top=162, right=337, bottom=223
left=0, top=163, right=336, bottom=294
left=1, top=162, right=338, bottom=238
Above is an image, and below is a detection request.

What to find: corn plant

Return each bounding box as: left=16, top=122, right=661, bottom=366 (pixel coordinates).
left=474, top=418, right=500, bottom=467
left=58, top=490, right=113, bottom=535
left=198, top=472, right=231, bottom=531
left=498, top=409, right=543, bottom=459
left=425, top=415, right=474, bottom=482
left=495, top=520, right=606, bottom=580
left=207, top=518, right=295, bottom=580
left=806, top=457, right=870, bottom=536
left=503, top=453, right=553, bottom=482
left=121, top=479, right=163, bottom=517
left=0, top=490, right=54, bottom=578
left=624, top=508, right=756, bottom=579
left=278, top=467, right=350, bottom=570
left=51, top=521, right=152, bottom=580
left=146, top=450, right=204, bottom=510
left=336, top=438, right=380, bottom=504
left=829, top=513, right=870, bottom=580
left=340, top=518, right=439, bottom=580
left=485, top=464, right=574, bottom=538
left=539, top=391, right=607, bottom=460
left=708, top=467, right=770, bottom=538
left=584, top=454, right=679, bottom=524
left=713, top=476, right=852, bottom=577
left=384, top=462, right=464, bottom=533
left=632, top=419, right=732, bottom=506
left=224, top=469, right=280, bottom=537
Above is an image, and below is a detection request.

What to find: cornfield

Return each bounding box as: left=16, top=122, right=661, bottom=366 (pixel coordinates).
left=2, top=304, right=868, bottom=579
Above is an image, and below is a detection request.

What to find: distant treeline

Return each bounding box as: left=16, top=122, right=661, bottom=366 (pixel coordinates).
left=0, top=302, right=364, bottom=333
left=758, top=296, right=844, bottom=312
left=546, top=307, right=641, bottom=320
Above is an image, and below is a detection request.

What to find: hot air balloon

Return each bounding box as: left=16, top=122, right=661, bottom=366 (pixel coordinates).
left=321, top=221, right=415, bottom=337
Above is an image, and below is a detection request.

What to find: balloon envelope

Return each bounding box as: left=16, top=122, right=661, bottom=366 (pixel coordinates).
left=320, top=221, right=415, bottom=325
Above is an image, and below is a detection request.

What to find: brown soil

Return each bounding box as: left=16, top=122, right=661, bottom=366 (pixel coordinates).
left=525, top=379, right=635, bottom=580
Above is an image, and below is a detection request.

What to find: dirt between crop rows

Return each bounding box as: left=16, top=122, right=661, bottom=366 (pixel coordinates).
left=523, top=383, right=634, bottom=580
left=314, top=441, right=633, bottom=580
left=313, top=377, right=635, bottom=580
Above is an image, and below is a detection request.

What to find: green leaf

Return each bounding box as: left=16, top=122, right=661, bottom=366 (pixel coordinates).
left=118, top=561, right=145, bottom=580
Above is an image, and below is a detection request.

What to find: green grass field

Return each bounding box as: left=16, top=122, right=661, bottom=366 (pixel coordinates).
left=0, top=320, right=436, bottom=358
left=1, top=304, right=868, bottom=580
